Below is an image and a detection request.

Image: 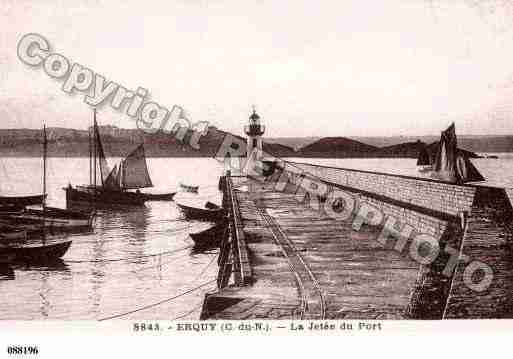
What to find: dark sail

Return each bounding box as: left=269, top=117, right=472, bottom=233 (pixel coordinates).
left=121, top=144, right=153, bottom=189
left=455, top=151, right=485, bottom=183
left=433, top=123, right=458, bottom=182
left=417, top=145, right=431, bottom=166
left=116, top=160, right=123, bottom=187
left=104, top=164, right=120, bottom=190
left=432, top=123, right=485, bottom=183
left=94, top=120, right=111, bottom=186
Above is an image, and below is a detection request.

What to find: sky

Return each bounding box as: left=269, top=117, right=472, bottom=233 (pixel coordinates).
left=3, top=0, right=513, bottom=137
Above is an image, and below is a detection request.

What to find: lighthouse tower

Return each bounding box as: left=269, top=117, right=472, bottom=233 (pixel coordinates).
left=244, top=107, right=265, bottom=161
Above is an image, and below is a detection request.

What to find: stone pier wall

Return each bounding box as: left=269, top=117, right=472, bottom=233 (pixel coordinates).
left=272, top=161, right=513, bottom=318
left=286, top=161, right=476, bottom=217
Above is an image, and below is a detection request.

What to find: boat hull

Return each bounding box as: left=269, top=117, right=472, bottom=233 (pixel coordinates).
left=0, top=227, right=26, bottom=241
left=0, top=240, right=72, bottom=263
left=0, top=207, right=94, bottom=234
left=190, top=223, right=227, bottom=250
left=417, top=165, right=433, bottom=173
left=65, top=186, right=147, bottom=207
left=0, top=194, right=46, bottom=207
left=177, top=203, right=226, bottom=222
left=142, top=192, right=176, bottom=201
left=179, top=184, right=199, bottom=193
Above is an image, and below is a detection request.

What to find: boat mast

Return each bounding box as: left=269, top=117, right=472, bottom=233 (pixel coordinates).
left=93, top=108, right=97, bottom=190
left=93, top=108, right=97, bottom=209
left=89, top=126, right=92, bottom=186
left=42, top=123, right=47, bottom=244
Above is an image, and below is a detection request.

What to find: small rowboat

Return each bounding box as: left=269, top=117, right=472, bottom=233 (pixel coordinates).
left=417, top=165, right=433, bottom=173
left=0, top=194, right=46, bottom=207
left=0, top=238, right=72, bottom=263
left=142, top=192, right=176, bottom=201
left=0, top=261, right=15, bottom=280
left=205, top=201, right=220, bottom=210
left=0, top=205, right=25, bottom=214
left=0, top=207, right=95, bottom=233
left=0, top=124, right=75, bottom=264
left=190, top=222, right=227, bottom=250
left=0, top=253, right=15, bottom=265
left=179, top=183, right=199, bottom=193
left=0, top=226, right=26, bottom=241
left=177, top=202, right=225, bottom=222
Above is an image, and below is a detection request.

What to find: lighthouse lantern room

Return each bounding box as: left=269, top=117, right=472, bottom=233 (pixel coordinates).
left=244, top=107, right=265, bottom=161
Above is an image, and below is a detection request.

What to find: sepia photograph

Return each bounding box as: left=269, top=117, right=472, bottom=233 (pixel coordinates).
left=2, top=0, right=513, bottom=356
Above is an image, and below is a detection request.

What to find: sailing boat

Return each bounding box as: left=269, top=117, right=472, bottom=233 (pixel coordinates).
left=416, top=143, right=433, bottom=173
left=0, top=124, right=75, bottom=263
left=64, top=109, right=175, bottom=207
left=431, top=123, right=485, bottom=184
left=0, top=125, right=95, bottom=232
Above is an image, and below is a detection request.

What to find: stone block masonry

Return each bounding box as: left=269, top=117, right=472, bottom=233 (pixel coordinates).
left=287, top=161, right=476, bottom=218
left=205, top=162, right=513, bottom=319
left=280, top=161, right=513, bottom=318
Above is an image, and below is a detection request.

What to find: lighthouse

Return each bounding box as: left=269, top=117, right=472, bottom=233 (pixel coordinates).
left=244, top=107, right=265, bottom=162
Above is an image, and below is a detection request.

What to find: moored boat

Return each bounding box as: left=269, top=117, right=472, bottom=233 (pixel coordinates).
left=0, top=125, right=95, bottom=233
left=0, top=207, right=95, bottom=232
left=65, top=109, right=173, bottom=208
left=0, top=238, right=72, bottom=263
left=190, top=222, right=227, bottom=250
left=431, top=123, right=485, bottom=184
left=177, top=202, right=226, bottom=221
left=0, top=124, right=76, bottom=263
left=65, top=185, right=148, bottom=207
left=179, top=183, right=199, bottom=193
left=0, top=253, right=15, bottom=265
left=0, top=226, right=26, bottom=241
left=0, top=205, right=25, bottom=215
left=0, top=194, right=46, bottom=207
left=205, top=201, right=221, bottom=210
left=416, top=144, right=433, bottom=173
left=142, top=192, right=177, bottom=201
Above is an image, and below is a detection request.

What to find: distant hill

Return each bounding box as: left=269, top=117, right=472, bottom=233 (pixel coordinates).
left=378, top=140, right=428, bottom=158
left=297, top=137, right=379, bottom=158
left=0, top=126, right=296, bottom=158
left=0, top=126, right=498, bottom=158
left=378, top=140, right=480, bottom=159
left=264, top=137, right=322, bottom=151
left=262, top=142, right=296, bottom=157
left=351, top=135, right=513, bottom=153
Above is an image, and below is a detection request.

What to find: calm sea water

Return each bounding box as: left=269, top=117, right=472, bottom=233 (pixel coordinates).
left=1, top=155, right=512, bottom=320
left=0, top=157, right=225, bottom=320
left=287, top=155, right=513, bottom=189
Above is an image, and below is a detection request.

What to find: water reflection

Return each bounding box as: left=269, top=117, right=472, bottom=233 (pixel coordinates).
left=0, top=158, right=224, bottom=319
left=39, top=271, right=50, bottom=318
left=0, top=264, right=14, bottom=280
left=90, top=234, right=106, bottom=317
left=95, top=206, right=150, bottom=237
left=86, top=205, right=152, bottom=318
left=12, top=259, right=69, bottom=272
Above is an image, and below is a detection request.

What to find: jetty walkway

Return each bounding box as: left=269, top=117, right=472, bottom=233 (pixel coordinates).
left=201, top=175, right=420, bottom=319
left=201, top=160, right=513, bottom=320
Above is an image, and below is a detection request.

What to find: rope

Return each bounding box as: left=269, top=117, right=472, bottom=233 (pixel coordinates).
left=170, top=304, right=203, bottom=320
left=193, top=254, right=219, bottom=281
left=65, top=245, right=193, bottom=264
left=130, top=252, right=190, bottom=274
left=98, top=279, right=216, bottom=321
left=174, top=193, right=220, bottom=200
